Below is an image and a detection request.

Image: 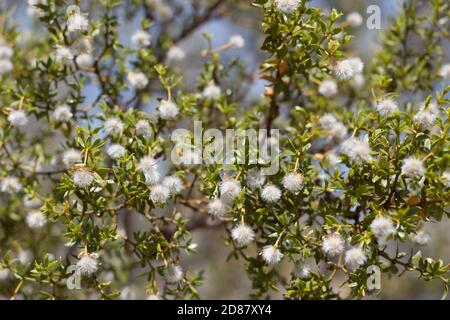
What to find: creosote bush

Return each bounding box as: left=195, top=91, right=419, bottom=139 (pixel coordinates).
left=0, top=0, right=449, bottom=300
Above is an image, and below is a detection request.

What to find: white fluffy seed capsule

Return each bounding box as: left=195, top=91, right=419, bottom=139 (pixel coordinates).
left=333, top=59, right=355, bottom=80
left=207, top=198, right=227, bottom=217
left=0, top=177, right=23, bottom=194
left=75, top=53, right=94, bottom=69
left=131, top=30, right=152, bottom=47
left=53, top=104, right=73, bottom=122
left=72, top=168, right=94, bottom=188
left=246, top=169, right=266, bottom=190
left=62, top=149, right=82, bottom=167
left=370, top=216, right=396, bottom=243
left=76, top=253, right=99, bottom=276
left=274, top=0, right=300, bottom=14
left=411, top=230, right=430, bottom=245
left=229, top=35, right=245, bottom=48
left=202, top=82, right=222, bottom=100
left=167, top=46, right=186, bottom=61
left=137, top=156, right=164, bottom=184
left=231, top=223, right=255, bottom=246
left=26, top=211, right=47, bottom=229
left=376, top=98, right=398, bottom=117
left=55, top=45, right=74, bottom=64
left=127, top=71, right=149, bottom=89
left=260, top=245, right=283, bottom=264
left=346, top=12, right=363, bottom=27
left=219, top=179, right=242, bottom=201
left=333, top=58, right=363, bottom=80
left=158, top=100, right=179, bottom=120
left=104, top=117, right=124, bottom=136
left=401, top=156, right=425, bottom=179
left=439, top=63, right=450, bottom=79
left=166, top=265, right=183, bottom=282
left=344, top=247, right=367, bottom=271
left=7, top=110, right=28, bottom=128
left=318, top=79, right=337, bottom=97
left=282, top=172, right=304, bottom=193
left=322, top=234, right=345, bottom=257
left=106, top=144, right=126, bottom=160
left=66, top=6, right=89, bottom=33
left=149, top=184, right=171, bottom=204
left=162, top=176, right=184, bottom=195
left=341, top=137, right=372, bottom=163
left=135, top=120, right=152, bottom=137
left=261, top=185, right=282, bottom=203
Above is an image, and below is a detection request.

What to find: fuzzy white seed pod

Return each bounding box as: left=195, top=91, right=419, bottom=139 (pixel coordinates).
left=26, top=211, right=47, bottom=229
left=107, top=144, right=126, bottom=160
left=261, top=184, right=281, bottom=203
left=443, top=171, right=450, bottom=187
left=411, top=230, right=430, bottom=245
left=414, top=102, right=438, bottom=130
left=351, top=74, right=365, bottom=89
left=229, top=35, right=245, bottom=48
left=7, top=110, right=28, bottom=128
left=0, top=268, right=11, bottom=281
left=72, top=168, right=95, bottom=188
left=127, top=71, right=149, bottom=89
left=0, top=177, right=23, bottom=194
left=376, top=98, right=398, bottom=117
left=346, top=12, right=363, bottom=27
left=207, top=198, right=227, bottom=217
left=0, top=44, right=13, bottom=60
left=76, top=253, right=99, bottom=276
left=54, top=45, right=74, bottom=64
left=231, top=223, right=255, bottom=246
left=274, top=0, right=300, bottom=14
left=135, top=120, right=152, bottom=137
left=202, top=82, right=222, bottom=100
left=219, top=179, right=242, bottom=201
left=75, top=53, right=94, bottom=69
left=23, top=194, right=43, bottom=208
left=414, top=110, right=436, bottom=130
left=299, top=264, right=311, bottom=279
left=344, top=247, right=367, bottom=271
left=341, top=137, right=372, bottom=163
left=137, top=156, right=164, bottom=184
left=104, top=117, right=124, bottom=136
left=439, top=63, right=450, bottom=79
left=162, top=176, right=184, bottom=195
left=0, top=59, right=13, bottom=75
left=166, top=265, right=183, bottom=282
left=282, top=172, right=304, bottom=193
left=370, top=216, right=396, bottom=243
left=149, top=184, right=171, bottom=204
left=131, top=30, right=152, bottom=47
left=246, top=169, right=266, bottom=190
left=27, top=0, right=46, bottom=18
left=347, top=57, right=364, bottom=74
left=158, top=100, right=179, bottom=120
left=260, top=245, right=283, bottom=264
left=401, top=156, right=425, bottom=179
left=66, top=7, right=89, bottom=33
left=334, top=59, right=357, bottom=80
left=318, top=80, right=338, bottom=97
left=319, top=114, right=347, bottom=140
left=62, top=148, right=82, bottom=167
left=53, top=104, right=73, bottom=122
left=167, top=46, right=186, bottom=61
left=322, top=234, right=345, bottom=257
